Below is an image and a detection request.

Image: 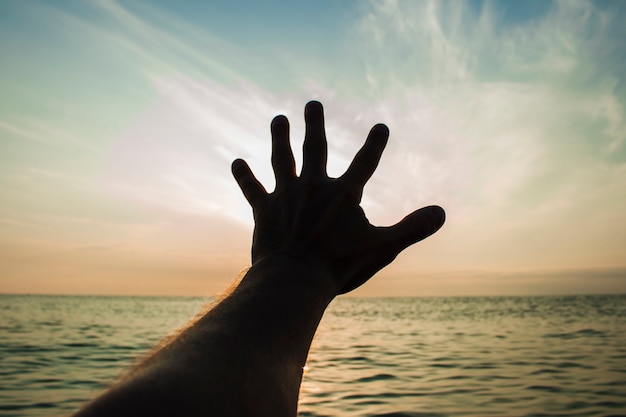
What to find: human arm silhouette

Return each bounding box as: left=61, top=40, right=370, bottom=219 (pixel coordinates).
left=73, top=100, right=445, bottom=417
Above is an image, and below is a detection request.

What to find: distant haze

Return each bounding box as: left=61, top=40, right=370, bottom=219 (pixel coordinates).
left=1, top=0, right=625, bottom=296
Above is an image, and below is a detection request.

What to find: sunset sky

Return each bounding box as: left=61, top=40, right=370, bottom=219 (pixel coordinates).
left=1, top=0, right=625, bottom=297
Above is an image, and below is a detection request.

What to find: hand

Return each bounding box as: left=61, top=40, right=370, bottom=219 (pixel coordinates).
left=232, top=101, right=445, bottom=294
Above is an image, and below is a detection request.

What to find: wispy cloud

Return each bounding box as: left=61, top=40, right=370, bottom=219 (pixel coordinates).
left=97, top=0, right=626, bottom=281
left=1, top=0, right=625, bottom=295
left=341, top=0, right=626, bottom=274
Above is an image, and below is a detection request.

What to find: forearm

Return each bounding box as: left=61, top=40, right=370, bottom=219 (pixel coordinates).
left=204, top=250, right=336, bottom=365
left=74, top=250, right=335, bottom=417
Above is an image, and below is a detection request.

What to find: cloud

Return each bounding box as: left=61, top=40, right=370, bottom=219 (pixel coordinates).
left=2, top=0, right=625, bottom=295
left=91, top=0, right=246, bottom=81
left=100, top=74, right=464, bottom=231
left=102, top=76, right=291, bottom=224
left=99, top=0, right=626, bottom=279
left=333, top=0, right=626, bottom=278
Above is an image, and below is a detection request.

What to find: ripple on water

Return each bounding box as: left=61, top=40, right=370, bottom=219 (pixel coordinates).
left=2, top=294, right=626, bottom=417
left=369, top=413, right=449, bottom=417
left=356, top=373, right=398, bottom=383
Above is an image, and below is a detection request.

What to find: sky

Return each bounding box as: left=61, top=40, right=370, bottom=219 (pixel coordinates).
left=1, top=0, right=625, bottom=297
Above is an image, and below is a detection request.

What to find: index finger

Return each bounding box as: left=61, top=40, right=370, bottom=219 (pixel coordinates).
left=341, top=123, right=389, bottom=193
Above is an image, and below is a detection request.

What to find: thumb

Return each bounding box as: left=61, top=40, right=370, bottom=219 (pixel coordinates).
left=380, top=205, right=446, bottom=254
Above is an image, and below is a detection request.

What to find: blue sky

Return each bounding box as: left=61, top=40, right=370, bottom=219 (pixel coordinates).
left=1, top=0, right=625, bottom=296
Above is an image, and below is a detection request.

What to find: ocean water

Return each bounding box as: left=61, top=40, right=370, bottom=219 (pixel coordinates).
left=0, top=295, right=625, bottom=417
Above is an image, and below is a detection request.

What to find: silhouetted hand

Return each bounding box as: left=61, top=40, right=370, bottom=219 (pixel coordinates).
left=232, top=101, right=445, bottom=294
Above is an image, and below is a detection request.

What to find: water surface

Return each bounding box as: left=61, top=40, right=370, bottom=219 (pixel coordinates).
left=1, top=295, right=624, bottom=416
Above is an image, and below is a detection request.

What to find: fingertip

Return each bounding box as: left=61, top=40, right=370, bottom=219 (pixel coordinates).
left=427, top=205, right=446, bottom=233
left=305, top=100, right=323, bottom=112
left=305, top=101, right=324, bottom=122
left=372, top=123, right=389, bottom=136
left=369, top=123, right=389, bottom=149
left=272, top=115, right=289, bottom=127
left=387, top=205, right=446, bottom=251
left=231, top=159, right=247, bottom=175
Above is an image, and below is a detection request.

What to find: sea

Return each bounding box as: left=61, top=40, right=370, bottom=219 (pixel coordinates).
left=0, top=294, right=625, bottom=417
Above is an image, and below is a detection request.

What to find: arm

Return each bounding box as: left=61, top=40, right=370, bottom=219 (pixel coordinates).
left=73, top=101, right=445, bottom=417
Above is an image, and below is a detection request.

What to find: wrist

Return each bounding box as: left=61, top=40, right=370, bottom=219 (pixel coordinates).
left=244, top=248, right=337, bottom=301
